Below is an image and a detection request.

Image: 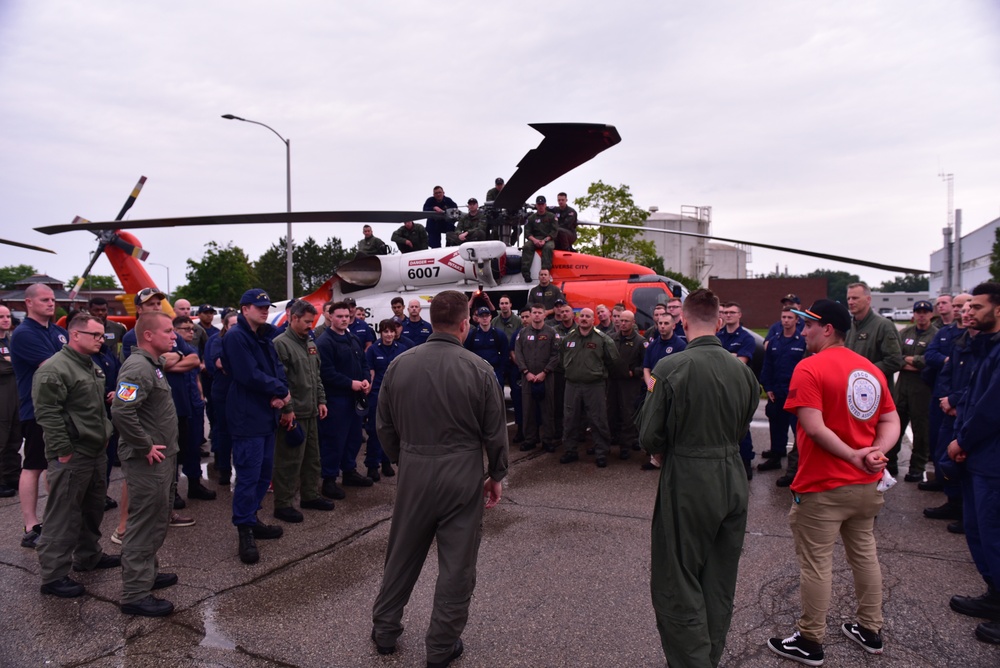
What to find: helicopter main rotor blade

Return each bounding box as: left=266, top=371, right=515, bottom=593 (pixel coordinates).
left=115, top=176, right=147, bottom=221
left=68, top=241, right=108, bottom=300
left=0, top=238, right=56, bottom=254
left=36, top=210, right=434, bottom=235
left=493, top=123, right=622, bottom=211
left=582, top=221, right=929, bottom=275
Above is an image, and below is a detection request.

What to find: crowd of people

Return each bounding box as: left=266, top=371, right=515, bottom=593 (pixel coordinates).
left=1, top=274, right=998, bottom=665
left=354, top=183, right=580, bottom=262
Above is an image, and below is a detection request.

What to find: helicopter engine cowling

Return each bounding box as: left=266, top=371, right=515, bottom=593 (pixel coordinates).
left=336, top=241, right=510, bottom=293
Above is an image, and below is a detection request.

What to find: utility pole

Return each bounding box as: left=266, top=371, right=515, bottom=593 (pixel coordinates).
left=938, top=172, right=954, bottom=295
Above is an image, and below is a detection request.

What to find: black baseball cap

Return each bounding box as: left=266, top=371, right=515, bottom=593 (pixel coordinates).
left=535, top=195, right=546, bottom=204
left=781, top=294, right=801, bottom=304
left=792, top=299, right=851, bottom=334
left=197, top=304, right=216, bottom=315
left=913, top=300, right=933, bottom=312
left=468, top=197, right=478, bottom=205
left=475, top=306, right=491, bottom=316
left=495, top=177, right=504, bottom=185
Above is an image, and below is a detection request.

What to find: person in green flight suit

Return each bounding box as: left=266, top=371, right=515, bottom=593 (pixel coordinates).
left=637, top=289, right=759, bottom=668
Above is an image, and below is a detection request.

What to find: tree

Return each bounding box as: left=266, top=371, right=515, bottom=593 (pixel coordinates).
left=991, top=226, right=1000, bottom=282
left=661, top=269, right=702, bottom=294
left=65, top=274, right=120, bottom=291
left=877, top=274, right=929, bottom=293
left=174, top=242, right=257, bottom=307
left=254, top=238, right=300, bottom=301
left=573, top=182, right=659, bottom=267
left=0, top=264, right=38, bottom=289
left=253, top=235, right=352, bottom=300
left=806, top=269, right=860, bottom=304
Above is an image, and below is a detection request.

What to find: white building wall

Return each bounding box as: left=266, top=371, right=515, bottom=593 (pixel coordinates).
left=929, top=216, right=999, bottom=295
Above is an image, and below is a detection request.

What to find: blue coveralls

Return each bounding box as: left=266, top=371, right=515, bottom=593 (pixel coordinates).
left=205, top=334, right=232, bottom=479
left=316, top=328, right=369, bottom=481
left=400, top=318, right=433, bottom=346
left=717, top=325, right=758, bottom=465
left=222, top=314, right=288, bottom=527
left=759, top=330, right=806, bottom=458
left=937, top=330, right=980, bottom=504
left=464, top=325, right=509, bottom=387
left=496, top=317, right=523, bottom=432
left=363, top=341, right=404, bottom=469
left=349, top=319, right=376, bottom=348
left=953, top=330, right=1000, bottom=592
left=166, top=338, right=202, bottom=484
left=643, top=333, right=687, bottom=371
left=924, top=322, right=966, bottom=486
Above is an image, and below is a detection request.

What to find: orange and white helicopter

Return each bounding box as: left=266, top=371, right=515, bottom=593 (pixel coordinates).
left=31, top=122, right=926, bottom=333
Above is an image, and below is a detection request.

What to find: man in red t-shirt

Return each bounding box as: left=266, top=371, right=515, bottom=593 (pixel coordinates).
left=767, top=299, right=900, bottom=666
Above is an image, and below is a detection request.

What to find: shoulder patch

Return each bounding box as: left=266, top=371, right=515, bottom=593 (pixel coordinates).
left=116, top=382, right=139, bottom=403
left=846, top=369, right=880, bottom=421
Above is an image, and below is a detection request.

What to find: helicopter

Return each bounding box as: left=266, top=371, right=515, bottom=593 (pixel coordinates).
left=32, top=122, right=927, bottom=334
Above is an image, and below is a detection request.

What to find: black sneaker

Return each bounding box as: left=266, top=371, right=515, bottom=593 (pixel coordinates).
left=187, top=481, right=217, bottom=501
left=73, top=552, right=121, bottom=572
left=121, top=594, right=174, bottom=617
left=273, top=506, right=304, bottom=523
left=367, top=467, right=381, bottom=483
left=0, top=483, right=16, bottom=498
left=104, top=495, right=118, bottom=511
left=757, top=458, right=782, bottom=472
left=380, top=461, right=395, bottom=478
left=322, top=478, right=346, bottom=500
left=173, top=494, right=186, bottom=510
left=841, top=623, right=883, bottom=654
left=519, top=442, right=537, bottom=452
left=40, top=575, right=85, bottom=598
left=767, top=631, right=824, bottom=666
left=341, top=469, right=374, bottom=487
left=21, top=524, right=42, bottom=549
left=559, top=452, right=579, bottom=464
left=776, top=474, right=795, bottom=488
left=251, top=519, right=284, bottom=540
left=301, top=497, right=335, bottom=511
left=595, top=456, right=608, bottom=468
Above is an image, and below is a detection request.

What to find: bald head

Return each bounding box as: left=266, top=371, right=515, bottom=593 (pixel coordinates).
left=618, top=309, right=635, bottom=335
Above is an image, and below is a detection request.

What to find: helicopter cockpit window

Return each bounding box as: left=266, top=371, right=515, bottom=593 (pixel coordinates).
left=632, top=287, right=669, bottom=333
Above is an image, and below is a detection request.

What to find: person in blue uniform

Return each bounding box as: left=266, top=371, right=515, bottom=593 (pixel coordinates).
left=422, top=185, right=458, bottom=248
left=316, top=301, right=372, bottom=500
left=464, top=307, right=508, bottom=386
left=765, top=294, right=804, bottom=342
left=205, top=310, right=237, bottom=486
left=363, top=320, right=402, bottom=482
left=665, top=298, right=687, bottom=342
left=757, top=306, right=807, bottom=473
left=945, top=282, right=1000, bottom=645
left=222, top=289, right=290, bottom=565
left=717, top=302, right=759, bottom=478
left=401, top=299, right=433, bottom=346
left=922, top=293, right=970, bottom=495
left=349, top=306, right=377, bottom=351
left=10, top=284, right=68, bottom=549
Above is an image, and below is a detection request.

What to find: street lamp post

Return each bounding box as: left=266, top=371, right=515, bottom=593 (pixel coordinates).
left=221, top=114, right=293, bottom=299
left=148, top=262, right=170, bottom=299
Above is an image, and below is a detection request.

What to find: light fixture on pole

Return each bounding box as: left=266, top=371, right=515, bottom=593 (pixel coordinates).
left=221, top=114, right=293, bottom=299
left=148, top=262, right=171, bottom=299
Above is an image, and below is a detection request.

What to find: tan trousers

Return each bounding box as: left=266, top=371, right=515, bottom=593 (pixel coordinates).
left=789, top=482, right=884, bottom=643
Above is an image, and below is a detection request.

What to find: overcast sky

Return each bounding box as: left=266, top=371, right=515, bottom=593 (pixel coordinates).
left=2, top=1, right=998, bottom=295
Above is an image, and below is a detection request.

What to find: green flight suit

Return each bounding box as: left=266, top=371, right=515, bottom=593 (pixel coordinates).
left=520, top=211, right=559, bottom=279
left=561, top=327, right=618, bottom=458
left=845, top=310, right=903, bottom=392
left=891, top=322, right=938, bottom=474
left=272, top=327, right=326, bottom=508
left=32, top=345, right=113, bottom=583
left=357, top=235, right=388, bottom=256
left=637, top=335, right=759, bottom=668
left=111, top=348, right=180, bottom=605
left=608, top=328, right=646, bottom=451
left=446, top=210, right=487, bottom=245
left=391, top=223, right=428, bottom=254
left=372, top=332, right=508, bottom=665
left=103, top=319, right=128, bottom=359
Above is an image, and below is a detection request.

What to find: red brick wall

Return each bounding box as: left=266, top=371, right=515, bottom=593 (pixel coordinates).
left=706, top=278, right=829, bottom=329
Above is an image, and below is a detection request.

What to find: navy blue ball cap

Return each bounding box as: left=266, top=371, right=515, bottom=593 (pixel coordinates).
left=239, top=289, right=272, bottom=307
left=791, top=299, right=851, bottom=333
left=913, top=300, right=933, bottom=312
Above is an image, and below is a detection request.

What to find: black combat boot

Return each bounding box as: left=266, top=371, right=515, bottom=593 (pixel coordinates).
left=238, top=525, right=259, bottom=564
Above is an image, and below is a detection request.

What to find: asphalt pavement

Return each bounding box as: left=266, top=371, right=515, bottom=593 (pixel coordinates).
left=1, top=401, right=997, bottom=667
